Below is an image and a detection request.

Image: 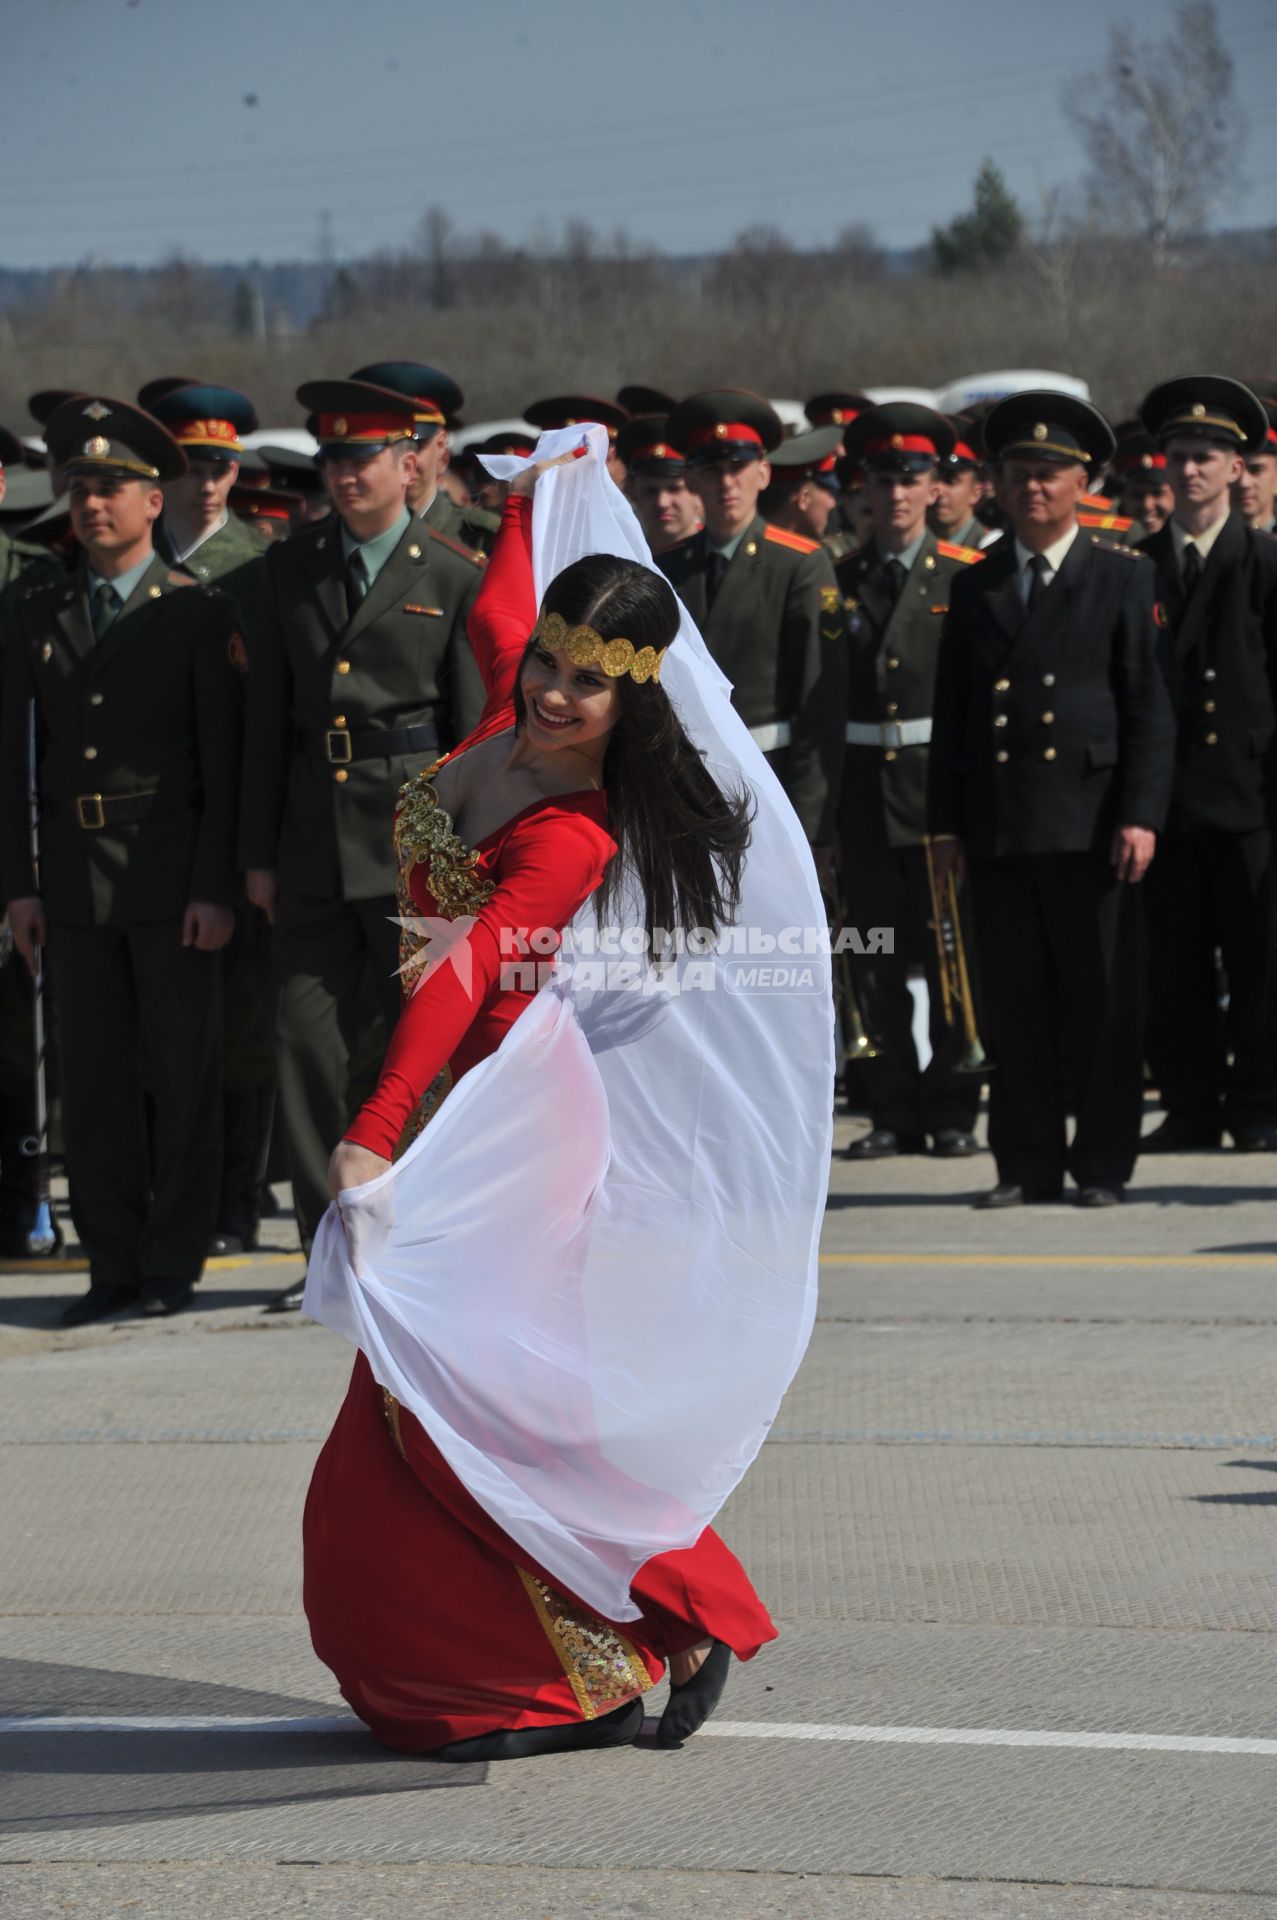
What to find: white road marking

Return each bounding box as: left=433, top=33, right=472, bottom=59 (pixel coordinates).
left=3, top=1715, right=1275, bottom=1756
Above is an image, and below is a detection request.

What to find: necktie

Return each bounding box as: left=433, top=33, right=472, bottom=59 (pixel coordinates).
left=705, top=548, right=728, bottom=611
left=1026, top=552, right=1049, bottom=612
left=1182, top=541, right=1202, bottom=597
left=883, top=557, right=907, bottom=606
left=90, top=582, right=120, bottom=641
left=344, top=549, right=367, bottom=622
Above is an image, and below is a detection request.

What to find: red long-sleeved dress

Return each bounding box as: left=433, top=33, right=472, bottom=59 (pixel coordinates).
left=302, top=494, right=776, bottom=1751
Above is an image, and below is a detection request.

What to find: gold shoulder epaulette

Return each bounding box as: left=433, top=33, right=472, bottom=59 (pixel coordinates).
left=427, top=528, right=487, bottom=567
left=764, top=524, right=821, bottom=555
left=1088, top=533, right=1145, bottom=558
left=935, top=539, right=985, bottom=565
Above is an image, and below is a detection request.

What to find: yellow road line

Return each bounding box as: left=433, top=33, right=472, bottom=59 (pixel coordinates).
left=820, top=1252, right=1276, bottom=1268
left=0, top=1253, right=298, bottom=1276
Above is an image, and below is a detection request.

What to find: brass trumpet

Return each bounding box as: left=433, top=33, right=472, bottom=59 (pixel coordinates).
left=823, top=873, right=878, bottom=1064
left=923, top=836, right=990, bottom=1077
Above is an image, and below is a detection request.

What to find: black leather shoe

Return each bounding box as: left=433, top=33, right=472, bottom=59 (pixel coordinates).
left=1229, top=1122, right=1277, bottom=1152
left=209, top=1228, right=245, bottom=1257
left=845, top=1128, right=926, bottom=1160
left=140, top=1283, right=196, bottom=1317
left=432, top=1695, right=644, bottom=1764
left=931, top=1129, right=980, bottom=1158
left=974, top=1181, right=1023, bottom=1209
left=1142, top=1116, right=1222, bottom=1152
left=264, top=1276, right=307, bottom=1314
left=60, top=1284, right=138, bottom=1328
left=657, top=1640, right=732, bottom=1747
left=1076, top=1184, right=1124, bottom=1207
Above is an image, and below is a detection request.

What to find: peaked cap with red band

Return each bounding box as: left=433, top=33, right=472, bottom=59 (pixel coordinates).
left=768, top=424, right=843, bottom=489
left=524, top=395, right=628, bottom=441
left=840, top=401, right=955, bottom=473
left=666, top=388, right=784, bottom=466
left=144, top=381, right=259, bottom=461
left=804, top=390, right=872, bottom=432
left=298, top=378, right=420, bottom=454
left=616, top=415, right=686, bottom=477
left=349, top=361, right=464, bottom=436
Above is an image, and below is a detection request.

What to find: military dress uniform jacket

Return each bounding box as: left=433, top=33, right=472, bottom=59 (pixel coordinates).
left=0, top=554, right=244, bottom=925
left=836, top=530, right=981, bottom=850
left=156, top=512, right=267, bottom=584
left=658, top=515, right=846, bottom=844
left=240, top=516, right=486, bottom=901
left=928, top=532, right=1176, bottom=859
left=1138, top=513, right=1277, bottom=835
left=0, top=526, right=61, bottom=599
left=422, top=491, right=499, bottom=556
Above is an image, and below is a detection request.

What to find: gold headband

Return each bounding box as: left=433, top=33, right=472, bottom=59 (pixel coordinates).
left=533, top=608, right=668, bottom=684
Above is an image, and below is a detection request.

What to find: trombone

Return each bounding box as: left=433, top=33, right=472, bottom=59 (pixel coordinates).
left=923, top=836, right=990, bottom=1077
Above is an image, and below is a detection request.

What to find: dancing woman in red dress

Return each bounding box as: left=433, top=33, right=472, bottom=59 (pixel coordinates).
left=304, top=450, right=776, bottom=1761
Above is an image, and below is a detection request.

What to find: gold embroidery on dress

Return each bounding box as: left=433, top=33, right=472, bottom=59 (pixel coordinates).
left=516, top=1566, right=654, bottom=1719
left=394, top=758, right=497, bottom=989
left=381, top=1388, right=406, bottom=1461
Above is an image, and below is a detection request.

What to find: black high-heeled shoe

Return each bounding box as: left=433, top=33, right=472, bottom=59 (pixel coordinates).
left=656, top=1640, right=731, bottom=1747
left=432, top=1694, right=644, bottom=1764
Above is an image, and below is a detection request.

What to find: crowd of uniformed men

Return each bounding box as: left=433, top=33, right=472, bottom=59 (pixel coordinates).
left=0, top=360, right=1275, bottom=1323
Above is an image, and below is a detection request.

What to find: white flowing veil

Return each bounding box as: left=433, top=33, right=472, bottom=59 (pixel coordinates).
left=305, top=425, right=834, bottom=1622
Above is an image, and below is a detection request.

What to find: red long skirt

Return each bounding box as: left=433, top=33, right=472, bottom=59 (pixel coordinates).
left=303, top=1352, right=777, bottom=1751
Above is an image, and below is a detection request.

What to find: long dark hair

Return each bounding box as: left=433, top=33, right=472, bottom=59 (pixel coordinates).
left=512, top=554, right=753, bottom=951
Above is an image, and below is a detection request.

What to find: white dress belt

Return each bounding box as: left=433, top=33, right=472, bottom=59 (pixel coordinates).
left=750, top=720, right=793, bottom=751
left=845, top=718, right=932, bottom=748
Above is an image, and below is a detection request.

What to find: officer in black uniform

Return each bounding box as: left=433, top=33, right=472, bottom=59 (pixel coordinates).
left=1, top=397, right=244, bottom=1321
left=928, top=392, right=1176, bottom=1208
left=1136, top=377, right=1277, bottom=1150
left=240, top=379, right=486, bottom=1306
left=0, top=425, right=64, bottom=1256
left=349, top=361, right=499, bottom=554
left=835, top=404, right=985, bottom=1159
left=658, top=389, right=846, bottom=859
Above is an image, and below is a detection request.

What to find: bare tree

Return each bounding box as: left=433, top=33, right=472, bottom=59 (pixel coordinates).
left=1070, top=1, right=1244, bottom=267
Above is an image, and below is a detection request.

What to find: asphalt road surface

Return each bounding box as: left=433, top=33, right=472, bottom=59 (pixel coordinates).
left=2, top=1116, right=1275, bottom=1919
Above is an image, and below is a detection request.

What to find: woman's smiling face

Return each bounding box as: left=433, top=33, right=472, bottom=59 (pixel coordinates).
left=519, top=639, right=622, bottom=753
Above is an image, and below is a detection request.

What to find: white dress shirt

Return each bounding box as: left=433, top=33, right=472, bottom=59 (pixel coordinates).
left=1013, top=524, right=1081, bottom=605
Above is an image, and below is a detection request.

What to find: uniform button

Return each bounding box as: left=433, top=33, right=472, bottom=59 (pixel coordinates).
left=1203, top=668, right=1217, bottom=682
left=336, top=660, right=351, bottom=675
left=886, top=657, right=900, bottom=671
left=884, top=749, right=898, bottom=763
left=885, top=702, right=899, bottom=717
left=1203, top=700, right=1216, bottom=713
left=1043, top=747, right=1057, bottom=761
left=995, top=750, right=1009, bottom=764
left=89, top=692, right=104, bottom=706
left=334, top=769, right=349, bottom=783
left=1205, top=732, right=1218, bottom=746
left=83, top=745, right=97, bottom=761
left=993, top=714, right=1008, bottom=728
left=1041, top=711, right=1055, bottom=724
left=333, top=714, right=347, bottom=727
left=1042, top=673, right=1055, bottom=687
left=994, top=678, right=1011, bottom=692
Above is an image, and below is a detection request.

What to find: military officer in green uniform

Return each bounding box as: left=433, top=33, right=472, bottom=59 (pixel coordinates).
left=805, top=392, right=871, bottom=563
left=140, top=382, right=269, bottom=579
left=928, top=424, right=988, bottom=553
left=241, top=378, right=487, bottom=1307
left=761, top=426, right=844, bottom=545
left=349, top=362, right=499, bottom=555
left=835, top=403, right=985, bottom=1160
left=659, top=389, right=846, bottom=861
left=1, top=398, right=244, bottom=1323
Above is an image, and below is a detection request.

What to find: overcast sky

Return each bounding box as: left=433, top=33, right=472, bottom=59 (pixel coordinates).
left=4, top=0, right=1275, bottom=269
